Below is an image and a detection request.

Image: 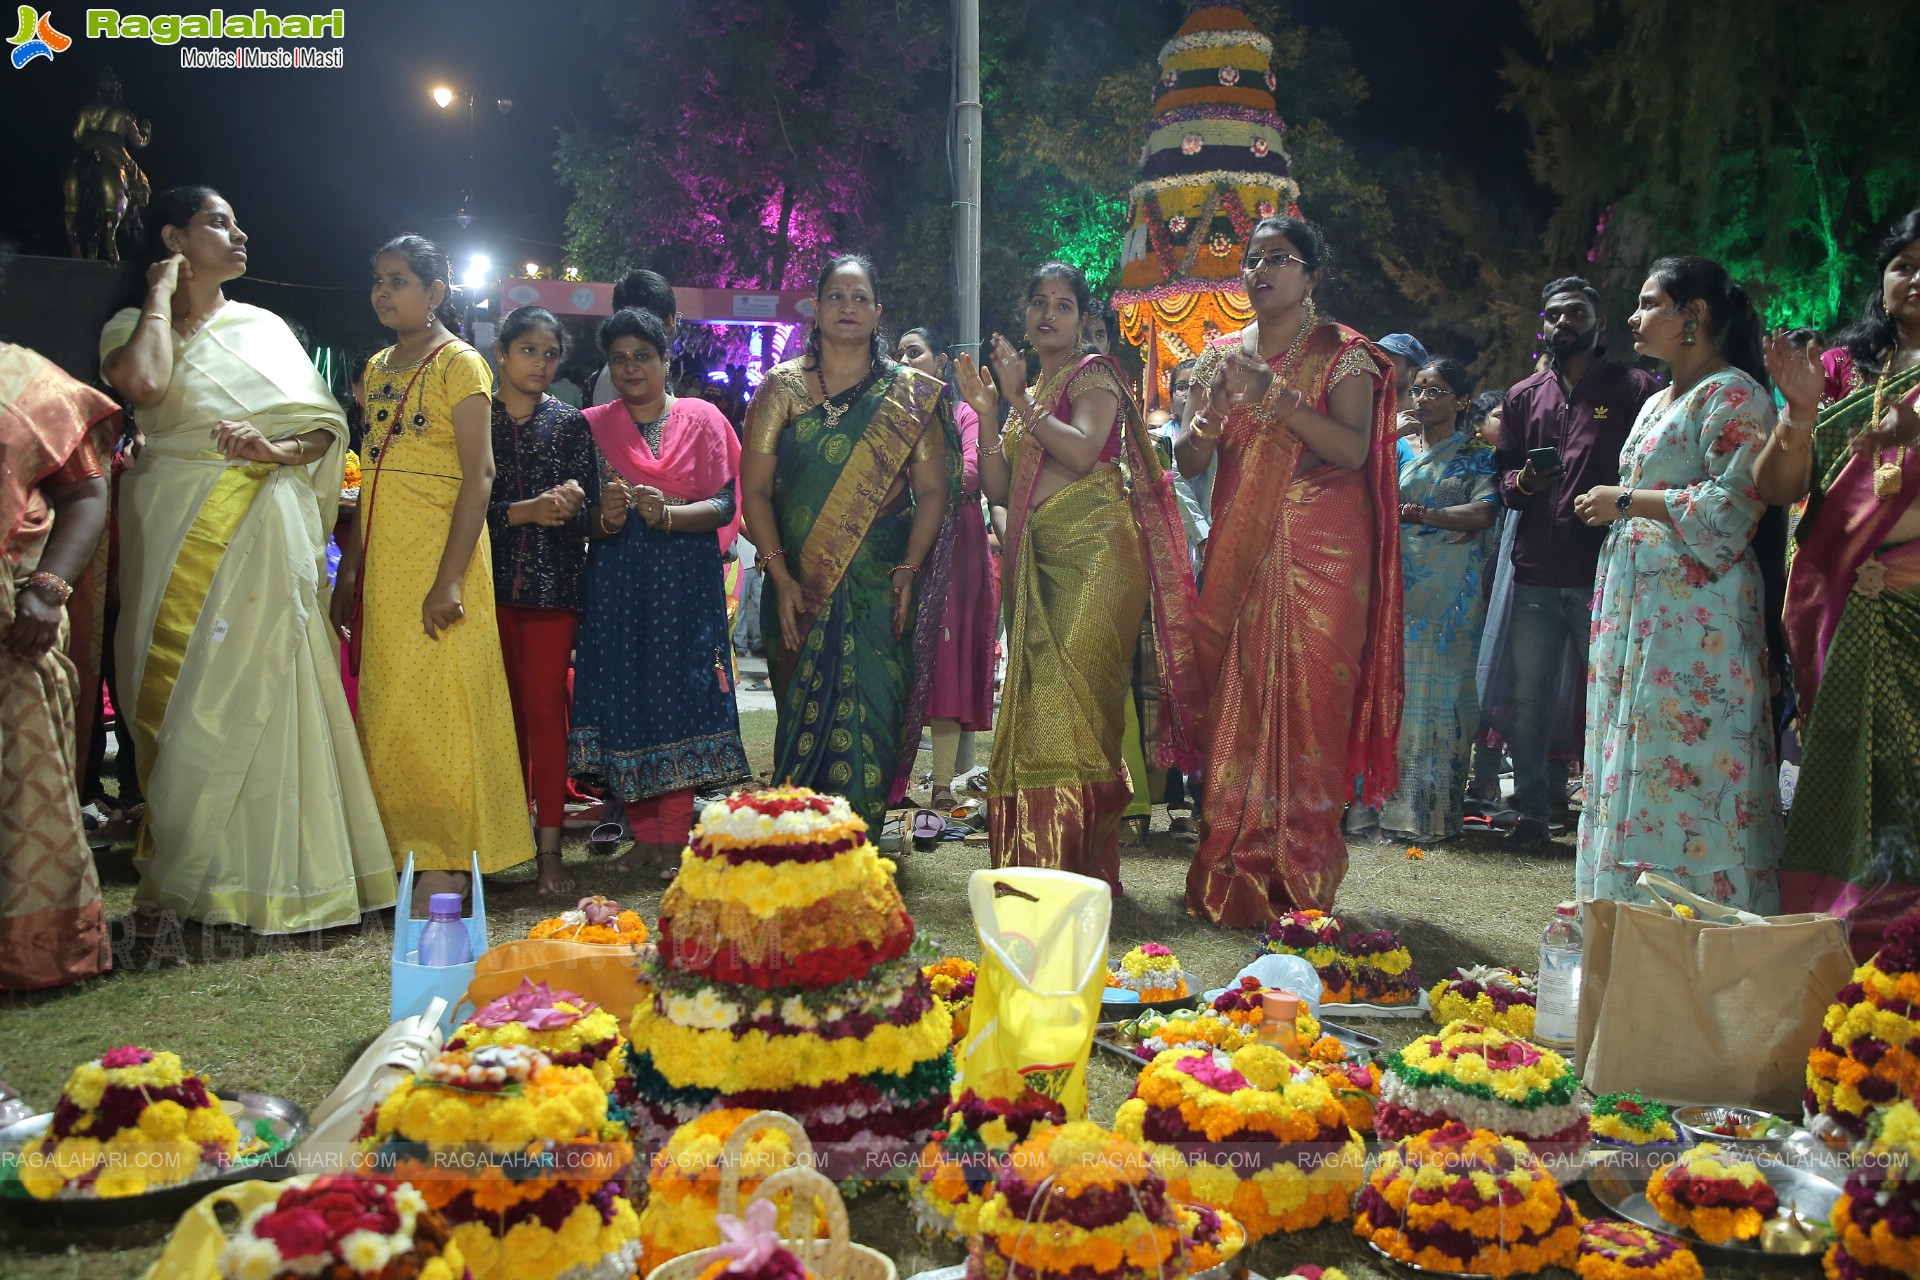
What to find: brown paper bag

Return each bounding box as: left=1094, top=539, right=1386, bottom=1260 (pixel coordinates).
left=1577, top=873, right=1854, bottom=1114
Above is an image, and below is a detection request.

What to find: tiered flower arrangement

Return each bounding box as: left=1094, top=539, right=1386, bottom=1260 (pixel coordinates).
left=216, top=1175, right=468, bottom=1280
left=1590, top=1093, right=1682, bottom=1148
left=18, top=1045, right=242, bottom=1199
left=528, top=895, right=650, bottom=947
left=1113, top=1044, right=1364, bottom=1243
left=964, top=1120, right=1242, bottom=1280
left=341, top=449, right=362, bottom=502
left=637, top=1109, right=805, bottom=1275
left=360, top=1044, right=640, bottom=1280
left=1113, top=944, right=1189, bottom=1002
left=1645, top=1144, right=1780, bottom=1244
left=626, top=788, right=953, bottom=1173
left=1808, top=915, right=1920, bottom=1140
left=1258, top=910, right=1419, bottom=1004
left=447, top=978, right=627, bottom=1095
left=1429, top=966, right=1538, bottom=1039
left=1575, top=1220, right=1703, bottom=1280
left=924, top=957, right=977, bottom=1046
left=1353, top=1122, right=1582, bottom=1277
left=913, top=1069, right=1066, bottom=1241
left=1825, top=1099, right=1920, bottom=1280
left=1377, top=1021, right=1590, bottom=1162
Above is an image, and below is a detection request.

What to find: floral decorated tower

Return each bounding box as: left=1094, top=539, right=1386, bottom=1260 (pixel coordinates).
left=1114, top=0, right=1300, bottom=406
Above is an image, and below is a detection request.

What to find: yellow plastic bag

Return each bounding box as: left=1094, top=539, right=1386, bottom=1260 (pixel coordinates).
left=958, top=868, right=1111, bottom=1119
left=142, top=1180, right=288, bottom=1280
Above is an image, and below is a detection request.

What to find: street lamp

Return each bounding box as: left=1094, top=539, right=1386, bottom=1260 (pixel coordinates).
left=430, top=84, right=454, bottom=109
left=463, top=253, right=493, bottom=290
left=523, top=262, right=540, bottom=277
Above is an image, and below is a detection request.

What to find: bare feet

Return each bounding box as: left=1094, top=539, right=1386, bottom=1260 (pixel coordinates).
left=535, top=850, right=575, bottom=897
left=604, top=840, right=649, bottom=875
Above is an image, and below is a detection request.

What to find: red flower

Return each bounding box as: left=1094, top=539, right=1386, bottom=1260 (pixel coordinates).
left=255, top=1206, right=332, bottom=1258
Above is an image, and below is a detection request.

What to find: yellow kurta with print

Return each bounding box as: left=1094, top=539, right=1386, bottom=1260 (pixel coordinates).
left=358, top=343, right=529, bottom=873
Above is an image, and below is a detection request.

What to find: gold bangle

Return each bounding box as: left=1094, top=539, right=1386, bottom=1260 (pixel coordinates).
left=666, top=505, right=674, bottom=531
left=142, top=310, right=170, bottom=326
left=1771, top=424, right=1810, bottom=452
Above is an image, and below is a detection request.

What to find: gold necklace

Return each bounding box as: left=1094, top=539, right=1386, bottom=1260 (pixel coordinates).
left=1248, top=297, right=1317, bottom=426
left=1873, top=367, right=1907, bottom=499
left=814, top=362, right=870, bottom=429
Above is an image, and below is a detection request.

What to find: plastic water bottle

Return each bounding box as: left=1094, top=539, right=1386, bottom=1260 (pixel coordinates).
left=416, top=893, right=471, bottom=967
left=1534, top=901, right=1583, bottom=1055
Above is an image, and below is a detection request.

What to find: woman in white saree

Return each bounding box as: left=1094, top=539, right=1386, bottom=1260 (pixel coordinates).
left=101, top=187, right=393, bottom=933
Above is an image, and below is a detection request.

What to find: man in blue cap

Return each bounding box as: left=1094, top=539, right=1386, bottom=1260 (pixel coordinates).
left=1376, top=332, right=1429, bottom=430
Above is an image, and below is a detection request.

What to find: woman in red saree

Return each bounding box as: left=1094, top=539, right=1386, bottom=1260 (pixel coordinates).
left=1180, top=217, right=1403, bottom=926
left=956, top=262, right=1201, bottom=892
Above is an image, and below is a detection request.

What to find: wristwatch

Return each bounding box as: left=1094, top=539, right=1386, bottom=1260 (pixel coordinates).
left=1615, top=487, right=1635, bottom=516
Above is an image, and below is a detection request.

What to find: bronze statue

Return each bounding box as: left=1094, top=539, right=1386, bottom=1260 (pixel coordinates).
left=63, top=67, right=151, bottom=263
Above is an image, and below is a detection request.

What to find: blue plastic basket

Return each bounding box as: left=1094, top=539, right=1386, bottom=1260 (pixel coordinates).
left=389, top=852, right=487, bottom=1036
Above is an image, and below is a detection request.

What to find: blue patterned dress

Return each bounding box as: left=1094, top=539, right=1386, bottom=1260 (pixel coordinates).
left=1380, top=432, right=1499, bottom=839
left=1578, top=370, right=1782, bottom=911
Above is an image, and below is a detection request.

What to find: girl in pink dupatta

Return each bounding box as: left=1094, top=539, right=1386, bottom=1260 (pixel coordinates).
left=571, top=308, right=748, bottom=878
left=1758, top=211, right=1920, bottom=957
left=956, top=261, right=1201, bottom=893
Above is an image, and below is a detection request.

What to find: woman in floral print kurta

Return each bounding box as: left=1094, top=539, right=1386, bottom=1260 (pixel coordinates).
left=1572, top=260, right=1784, bottom=911
left=1575, top=363, right=1783, bottom=910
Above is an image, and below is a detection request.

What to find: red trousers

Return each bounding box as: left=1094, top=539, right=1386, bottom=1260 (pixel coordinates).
left=497, top=606, right=579, bottom=829
left=628, top=789, right=694, bottom=849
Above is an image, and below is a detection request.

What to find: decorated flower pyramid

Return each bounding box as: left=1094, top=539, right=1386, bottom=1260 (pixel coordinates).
left=360, top=1044, right=640, bottom=1280
left=448, top=977, right=627, bottom=1095
left=1429, top=965, right=1538, bottom=1039
left=1825, top=1099, right=1920, bottom=1280
left=1354, top=1122, right=1582, bottom=1277
left=1258, top=909, right=1419, bottom=1004
left=1115, top=0, right=1300, bottom=401
left=1377, top=1020, right=1589, bottom=1163
left=1808, top=914, right=1920, bottom=1139
left=625, top=787, right=953, bottom=1172
left=1113, top=943, right=1189, bottom=1001
left=1590, top=1092, right=1682, bottom=1149
left=913, top=1068, right=1066, bottom=1241
left=217, top=1175, right=467, bottom=1280
left=1575, top=1220, right=1702, bottom=1280
left=1114, top=1044, right=1365, bottom=1243
left=1646, top=1144, right=1780, bottom=1245
left=19, top=1045, right=242, bottom=1199
left=965, top=1119, right=1243, bottom=1280
left=638, top=1109, right=807, bottom=1276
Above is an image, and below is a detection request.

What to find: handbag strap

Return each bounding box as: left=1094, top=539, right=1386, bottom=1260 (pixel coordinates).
left=1635, top=871, right=1770, bottom=926
left=353, top=341, right=455, bottom=607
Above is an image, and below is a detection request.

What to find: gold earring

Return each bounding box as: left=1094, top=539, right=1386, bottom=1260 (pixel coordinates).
left=1681, top=316, right=1698, bottom=347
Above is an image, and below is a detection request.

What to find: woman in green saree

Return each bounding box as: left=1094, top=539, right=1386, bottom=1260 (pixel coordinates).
left=1758, top=209, right=1920, bottom=958
left=739, top=255, right=958, bottom=831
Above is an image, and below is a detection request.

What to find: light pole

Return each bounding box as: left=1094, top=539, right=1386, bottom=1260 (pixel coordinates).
left=951, top=0, right=981, bottom=362
left=429, top=83, right=514, bottom=229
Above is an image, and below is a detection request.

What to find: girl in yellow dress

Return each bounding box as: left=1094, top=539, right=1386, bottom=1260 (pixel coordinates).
left=331, top=235, right=532, bottom=905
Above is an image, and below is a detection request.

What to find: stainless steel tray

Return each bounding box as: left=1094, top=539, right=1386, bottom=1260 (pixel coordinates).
left=1587, top=1147, right=1838, bottom=1256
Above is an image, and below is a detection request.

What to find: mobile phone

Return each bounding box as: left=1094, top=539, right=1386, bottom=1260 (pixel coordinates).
left=1527, top=446, right=1563, bottom=473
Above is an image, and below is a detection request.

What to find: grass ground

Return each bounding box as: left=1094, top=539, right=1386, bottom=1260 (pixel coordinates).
left=0, top=711, right=1808, bottom=1278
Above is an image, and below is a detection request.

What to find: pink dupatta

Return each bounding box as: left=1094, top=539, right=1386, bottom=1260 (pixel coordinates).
left=582, top=397, right=743, bottom=551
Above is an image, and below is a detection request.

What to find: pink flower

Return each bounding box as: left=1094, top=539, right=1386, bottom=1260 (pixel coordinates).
left=470, top=977, right=594, bottom=1031
left=715, top=1198, right=784, bottom=1272
left=1181, top=133, right=1204, bottom=155
left=99, top=1046, right=154, bottom=1069
left=256, top=1207, right=331, bottom=1258
left=1256, top=200, right=1275, bottom=217
left=1653, top=666, right=1674, bottom=688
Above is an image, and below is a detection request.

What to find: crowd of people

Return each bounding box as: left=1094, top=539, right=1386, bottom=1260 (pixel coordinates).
left=4, top=183, right=1919, bottom=992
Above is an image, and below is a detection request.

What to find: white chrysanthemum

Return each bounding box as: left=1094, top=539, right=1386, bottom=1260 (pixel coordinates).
left=219, top=1237, right=284, bottom=1280
left=340, top=1229, right=394, bottom=1273
left=391, top=1181, right=426, bottom=1220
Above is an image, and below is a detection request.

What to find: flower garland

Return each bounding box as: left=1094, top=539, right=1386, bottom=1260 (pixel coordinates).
left=1115, top=944, right=1189, bottom=1000
left=1808, top=916, right=1920, bottom=1139
left=913, top=1069, right=1065, bottom=1241
left=528, top=895, right=650, bottom=946
left=923, top=957, right=976, bottom=1046
left=1590, top=1093, right=1681, bottom=1147
left=216, top=1176, right=466, bottom=1280
left=1576, top=1219, right=1703, bottom=1280
left=1826, top=1099, right=1920, bottom=1280
left=1114, top=1046, right=1364, bottom=1242
left=1353, top=1122, right=1582, bottom=1278
left=1429, top=966, right=1538, bottom=1039
left=20, top=1046, right=241, bottom=1200
left=638, top=1109, right=804, bottom=1275
left=449, top=978, right=628, bottom=1094
left=1645, top=1144, right=1780, bottom=1244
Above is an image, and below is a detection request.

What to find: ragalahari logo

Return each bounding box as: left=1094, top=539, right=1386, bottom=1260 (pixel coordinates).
left=9, top=6, right=71, bottom=67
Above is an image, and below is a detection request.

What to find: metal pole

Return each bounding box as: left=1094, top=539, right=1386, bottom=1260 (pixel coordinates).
left=952, top=0, right=982, bottom=361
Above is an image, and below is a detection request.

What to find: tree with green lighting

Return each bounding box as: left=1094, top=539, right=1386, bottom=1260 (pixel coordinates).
left=1505, top=0, right=1920, bottom=330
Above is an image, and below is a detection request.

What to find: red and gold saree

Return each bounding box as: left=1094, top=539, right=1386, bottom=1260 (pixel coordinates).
left=1185, top=323, right=1402, bottom=924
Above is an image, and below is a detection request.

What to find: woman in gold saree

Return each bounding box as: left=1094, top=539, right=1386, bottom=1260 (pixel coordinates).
left=1178, top=217, right=1403, bottom=925
left=956, top=262, right=1201, bottom=892
left=0, top=331, right=114, bottom=989
left=740, top=255, right=958, bottom=833
left=102, top=188, right=393, bottom=933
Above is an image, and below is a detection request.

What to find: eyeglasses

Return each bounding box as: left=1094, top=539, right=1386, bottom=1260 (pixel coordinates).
left=1242, top=253, right=1309, bottom=275
left=1409, top=386, right=1458, bottom=401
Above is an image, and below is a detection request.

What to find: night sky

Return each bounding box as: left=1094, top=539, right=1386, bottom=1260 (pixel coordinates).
left=0, top=0, right=1540, bottom=297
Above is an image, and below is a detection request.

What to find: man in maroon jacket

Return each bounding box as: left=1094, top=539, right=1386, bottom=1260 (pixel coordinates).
left=1493, top=276, right=1660, bottom=848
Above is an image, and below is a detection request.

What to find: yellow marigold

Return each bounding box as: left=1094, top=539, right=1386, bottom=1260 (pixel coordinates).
left=628, top=994, right=950, bottom=1091
left=668, top=840, right=883, bottom=918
